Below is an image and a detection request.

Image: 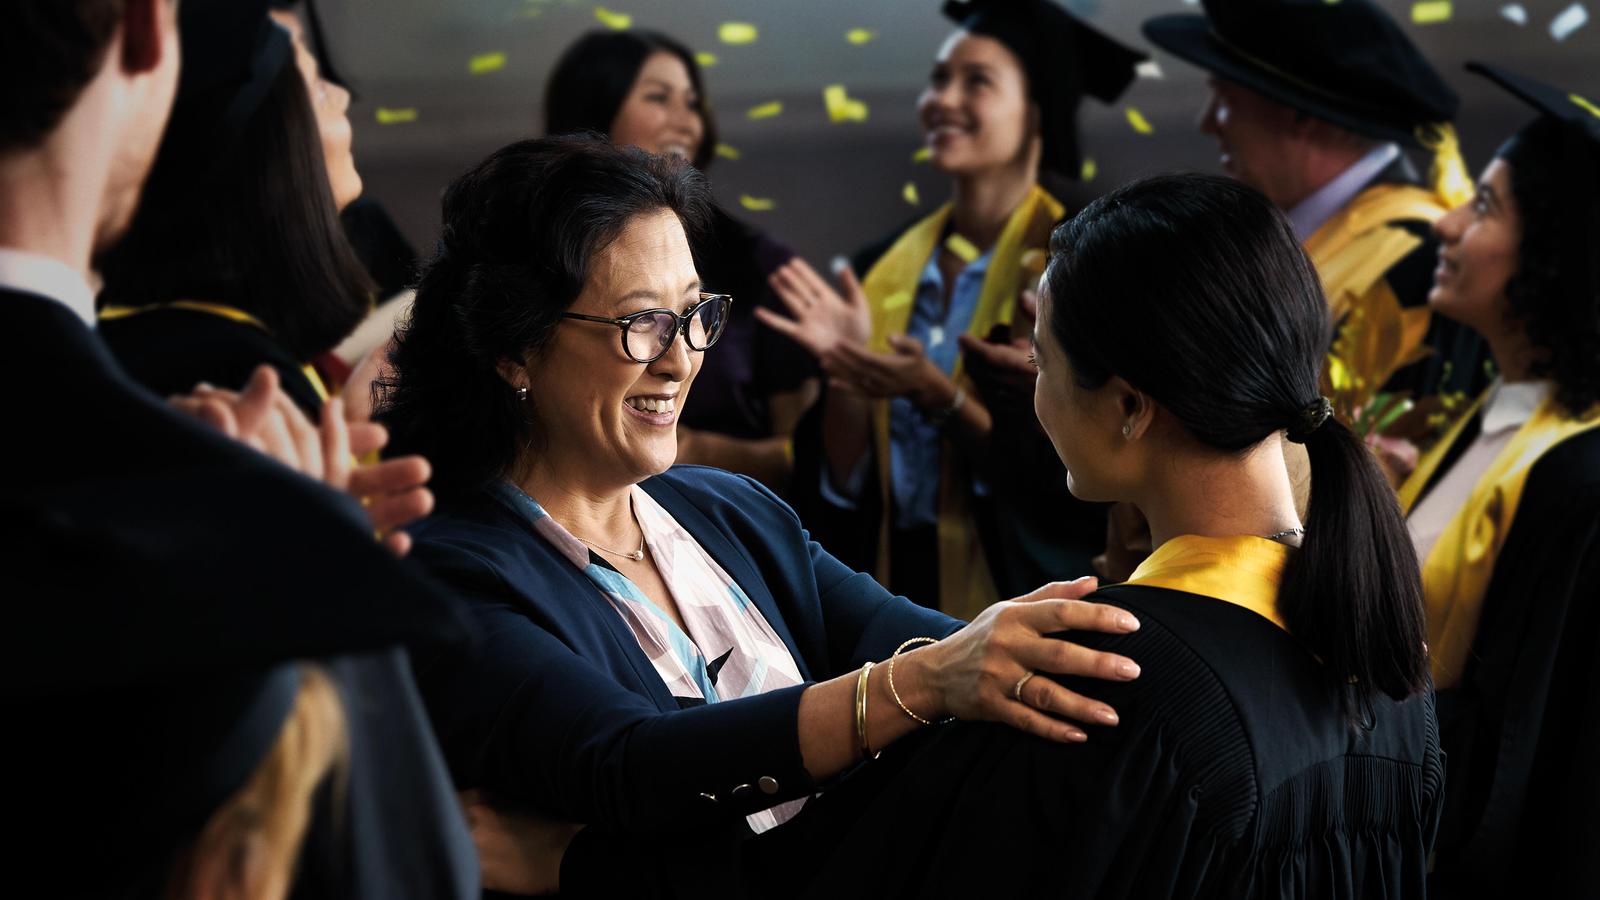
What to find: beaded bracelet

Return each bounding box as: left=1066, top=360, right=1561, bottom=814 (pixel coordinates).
left=887, top=637, right=940, bottom=725
left=854, top=661, right=879, bottom=760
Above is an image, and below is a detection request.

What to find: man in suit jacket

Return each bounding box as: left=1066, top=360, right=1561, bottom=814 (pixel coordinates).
left=0, top=2, right=477, bottom=896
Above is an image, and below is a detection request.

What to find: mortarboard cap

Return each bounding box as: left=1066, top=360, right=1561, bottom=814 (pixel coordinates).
left=1466, top=62, right=1600, bottom=150
left=942, top=0, right=1146, bottom=178
left=270, top=0, right=355, bottom=92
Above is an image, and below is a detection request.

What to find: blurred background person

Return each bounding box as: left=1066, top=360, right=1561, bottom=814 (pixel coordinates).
left=761, top=0, right=1138, bottom=617
left=544, top=29, right=819, bottom=490
left=1399, top=63, right=1600, bottom=897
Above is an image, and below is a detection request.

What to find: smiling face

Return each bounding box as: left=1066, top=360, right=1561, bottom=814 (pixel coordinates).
left=520, top=209, right=704, bottom=488
left=1430, top=158, right=1522, bottom=335
left=271, top=9, right=361, bottom=211
left=917, top=31, right=1037, bottom=177
left=1197, top=78, right=1304, bottom=208
left=608, top=51, right=705, bottom=163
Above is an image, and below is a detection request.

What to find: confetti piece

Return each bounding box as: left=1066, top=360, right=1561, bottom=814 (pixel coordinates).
left=1550, top=3, right=1589, bottom=40
left=912, top=147, right=932, bottom=163
left=715, top=143, right=741, bottom=160
left=469, top=52, right=506, bottom=75
left=1571, top=92, right=1600, bottom=119
left=1135, top=60, right=1164, bottom=80
left=594, top=7, right=632, bottom=29
left=823, top=84, right=869, bottom=123
left=746, top=101, right=783, bottom=120
left=719, top=22, right=758, bottom=44
left=375, top=107, right=418, bottom=125
left=882, top=291, right=913, bottom=311
left=1080, top=158, right=1098, bottom=181
left=1125, top=107, right=1154, bottom=135
left=902, top=181, right=920, bottom=206
left=846, top=28, right=876, bottom=45
left=944, top=233, right=980, bottom=264
left=739, top=194, right=776, bottom=211
left=695, top=52, right=718, bottom=67
left=1411, top=1, right=1451, bottom=24
left=1500, top=4, right=1528, bottom=24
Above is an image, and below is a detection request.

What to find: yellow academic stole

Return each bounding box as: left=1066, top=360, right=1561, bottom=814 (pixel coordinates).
left=1398, top=392, right=1600, bottom=687
left=858, top=185, right=1063, bottom=619
left=1123, top=534, right=1291, bottom=633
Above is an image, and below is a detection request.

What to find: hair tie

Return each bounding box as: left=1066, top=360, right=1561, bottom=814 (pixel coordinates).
left=1286, top=396, right=1333, bottom=444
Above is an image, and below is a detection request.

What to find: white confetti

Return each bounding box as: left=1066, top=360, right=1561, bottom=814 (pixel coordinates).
left=1136, top=59, right=1164, bottom=80
left=929, top=325, right=946, bottom=349
left=1550, top=3, right=1589, bottom=40
left=1500, top=4, right=1528, bottom=24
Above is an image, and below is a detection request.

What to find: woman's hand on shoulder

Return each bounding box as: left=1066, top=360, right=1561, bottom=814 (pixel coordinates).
left=895, top=577, right=1143, bottom=743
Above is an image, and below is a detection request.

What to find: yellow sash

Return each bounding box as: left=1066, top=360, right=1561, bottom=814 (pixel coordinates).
left=1305, top=183, right=1447, bottom=423
left=99, top=300, right=331, bottom=402
left=859, top=185, right=1064, bottom=619
left=1398, top=392, right=1600, bottom=687
left=1123, top=534, right=1291, bottom=632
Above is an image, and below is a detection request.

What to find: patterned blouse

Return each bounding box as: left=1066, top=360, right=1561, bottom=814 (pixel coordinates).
left=491, top=481, right=808, bottom=832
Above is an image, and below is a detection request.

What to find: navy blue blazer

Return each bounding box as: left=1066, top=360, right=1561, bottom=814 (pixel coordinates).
left=409, top=465, right=961, bottom=831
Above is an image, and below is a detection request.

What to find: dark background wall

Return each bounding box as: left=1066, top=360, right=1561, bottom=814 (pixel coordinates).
left=325, top=0, right=1599, bottom=268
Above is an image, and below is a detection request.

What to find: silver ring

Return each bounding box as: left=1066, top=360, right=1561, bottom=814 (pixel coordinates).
left=1013, top=671, right=1036, bottom=703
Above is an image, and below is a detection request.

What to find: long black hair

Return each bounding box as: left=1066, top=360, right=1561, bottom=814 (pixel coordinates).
left=1044, top=172, right=1429, bottom=721
left=543, top=29, right=718, bottom=172
left=377, top=136, right=713, bottom=501
left=97, top=57, right=372, bottom=361
left=1499, top=117, right=1600, bottom=417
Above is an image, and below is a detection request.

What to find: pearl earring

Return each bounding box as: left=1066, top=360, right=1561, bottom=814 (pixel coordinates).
left=1122, top=423, right=1132, bottom=438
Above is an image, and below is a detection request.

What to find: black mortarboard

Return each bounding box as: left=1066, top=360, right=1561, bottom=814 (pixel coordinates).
left=942, top=0, right=1146, bottom=177
left=176, top=0, right=292, bottom=153
left=1467, top=62, right=1600, bottom=150
left=270, top=0, right=355, bottom=92
left=1142, top=0, right=1458, bottom=149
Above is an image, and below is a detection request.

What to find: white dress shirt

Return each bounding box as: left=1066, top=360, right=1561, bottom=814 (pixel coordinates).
left=1286, top=142, right=1402, bottom=239
left=0, top=247, right=96, bottom=327
left=1408, top=379, right=1553, bottom=563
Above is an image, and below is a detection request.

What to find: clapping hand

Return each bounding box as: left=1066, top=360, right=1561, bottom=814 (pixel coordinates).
left=758, top=257, right=872, bottom=360
left=958, top=287, right=1042, bottom=405
left=169, top=365, right=433, bottom=556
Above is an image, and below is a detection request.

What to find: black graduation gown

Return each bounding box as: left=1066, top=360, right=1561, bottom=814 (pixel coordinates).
left=98, top=304, right=326, bottom=416
left=1412, top=425, right=1600, bottom=897
left=557, top=583, right=1444, bottom=898
left=0, top=289, right=479, bottom=900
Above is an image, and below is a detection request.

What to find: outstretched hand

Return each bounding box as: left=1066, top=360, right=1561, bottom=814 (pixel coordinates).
left=758, top=257, right=872, bottom=360
left=169, top=365, right=433, bottom=556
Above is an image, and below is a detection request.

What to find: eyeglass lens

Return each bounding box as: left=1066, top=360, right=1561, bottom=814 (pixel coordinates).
left=623, top=299, right=729, bottom=361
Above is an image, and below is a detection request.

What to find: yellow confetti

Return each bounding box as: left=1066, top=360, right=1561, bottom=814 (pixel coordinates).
left=1080, top=157, right=1098, bottom=181
left=739, top=194, right=776, bottom=211
left=746, top=100, right=783, bottom=120
left=944, top=233, right=980, bottom=264
left=594, top=7, right=632, bottom=30
left=375, top=107, right=418, bottom=125
left=902, top=181, right=920, bottom=206
left=1571, top=92, right=1600, bottom=119
left=912, top=147, right=932, bottom=163
left=846, top=28, right=876, bottom=44
left=695, top=52, right=718, bottom=67
left=715, top=143, right=741, bottom=160
left=1125, top=107, right=1154, bottom=135
left=1410, top=1, right=1451, bottom=23
left=719, top=22, right=758, bottom=44
left=469, top=52, right=506, bottom=75
left=822, top=84, right=869, bottom=123
left=882, top=291, right=913, bottom=311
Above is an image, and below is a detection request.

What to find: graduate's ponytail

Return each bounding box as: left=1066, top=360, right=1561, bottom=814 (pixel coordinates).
left=1044, top=173, right=1428, bottom=724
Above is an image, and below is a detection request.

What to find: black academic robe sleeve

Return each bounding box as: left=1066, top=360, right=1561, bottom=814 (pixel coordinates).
left=1430, top=430, right=1600, bottom=897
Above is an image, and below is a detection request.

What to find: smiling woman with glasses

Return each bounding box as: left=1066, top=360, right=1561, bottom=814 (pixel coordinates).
left=377, top=136, right=1144, bottom=894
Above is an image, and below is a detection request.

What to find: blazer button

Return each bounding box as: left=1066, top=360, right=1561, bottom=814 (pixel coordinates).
left=758, top=776, right=780, bottom=795
left=730, top=783, right=753, bottom=800
left=699, top=792, right=718, bottom=804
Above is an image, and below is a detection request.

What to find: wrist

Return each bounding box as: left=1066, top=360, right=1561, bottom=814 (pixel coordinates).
left=890, top=645, right=946, bottom=721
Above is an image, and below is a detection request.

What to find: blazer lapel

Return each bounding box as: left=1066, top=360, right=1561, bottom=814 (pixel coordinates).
left=641, top=476, right=813, bottom=682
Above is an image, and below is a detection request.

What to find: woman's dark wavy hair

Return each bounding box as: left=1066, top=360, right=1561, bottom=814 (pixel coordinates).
left=1499, top=117, right=1600, bottom=417
left=377, top=136, right=713, bottom=501
left=1044, top=173, right=1429, bottom=724
left=97, top=57, right=372, bottom=361
left=543, top=29, right=718, bottom=172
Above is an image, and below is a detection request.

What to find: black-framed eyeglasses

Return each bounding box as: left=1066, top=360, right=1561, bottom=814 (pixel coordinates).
left=561, top=293, right=733, bottom=364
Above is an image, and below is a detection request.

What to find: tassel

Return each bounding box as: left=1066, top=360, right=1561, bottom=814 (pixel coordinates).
left=1416, top=122, right=1475, bottom=209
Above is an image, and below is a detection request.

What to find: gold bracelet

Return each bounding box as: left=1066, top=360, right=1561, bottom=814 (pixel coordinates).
left=887, top=637, right=940, bottom=725
left=854, top=661, right=879, bottom=760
